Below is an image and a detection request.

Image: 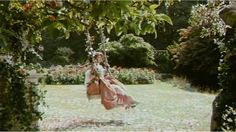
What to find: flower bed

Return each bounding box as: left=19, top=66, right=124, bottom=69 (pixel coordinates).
left=42, top=65, right=155, bottom=85
left=112, top=67, right=155, bottom=84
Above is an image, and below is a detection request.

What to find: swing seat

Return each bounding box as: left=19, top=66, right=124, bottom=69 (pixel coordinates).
left=87, top=80, right=100, bottom=96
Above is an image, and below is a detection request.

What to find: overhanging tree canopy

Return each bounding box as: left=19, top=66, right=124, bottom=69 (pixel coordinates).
left=0, top=0, right=173, bottom=58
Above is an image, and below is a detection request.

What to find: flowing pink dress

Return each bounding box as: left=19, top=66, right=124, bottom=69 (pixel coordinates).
left=85, top=64, right=137, bottom=110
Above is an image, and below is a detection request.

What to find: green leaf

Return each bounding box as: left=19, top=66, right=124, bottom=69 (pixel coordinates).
left=115, top=26, right=123, bottom=36
left=143, top=24, right=153, bottom=33
left=64, top=31, right=70, bottom=39
left=106, top=21, right=114, bottom=34
left=154, top=30, right=157, bottom=38
left=134, top=28, right=141, bottom=35
left=130, top=22, right=136, bottom=29
left=138, top=21, right=142, bottom=30
left=97, top=21, right=105, bottom=29
left=156, top=14, right=173, bottom=25
left=68, top=0, right=74, bottom=4
left=53, top=22, right=65, bottom=30
left=76, top=24, right=85, bottom=32
left=68, top=11, right=73, bottom=19
left=35, top=35, right=42, bottom=43
left=149, top=4, right=159, bottom=10
left=117, top=31, right=123, bottom=36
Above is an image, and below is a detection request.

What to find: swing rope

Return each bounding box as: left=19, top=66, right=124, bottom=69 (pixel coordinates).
left=80, top=27, right=112, bottom=78
left=99, top=28, right=112, bottom=76
left=78, top=27, right=95, bottom=69
left=83, top=27, right=126, bottom=90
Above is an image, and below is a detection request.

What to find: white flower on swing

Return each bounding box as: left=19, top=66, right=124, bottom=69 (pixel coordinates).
left=90, top=47, right=93, bottom=51
left=105, top=38, right=109, bottom=42
left=88, top=52, right=92, bottom=55
left=92, top=51, right=96, bottom=57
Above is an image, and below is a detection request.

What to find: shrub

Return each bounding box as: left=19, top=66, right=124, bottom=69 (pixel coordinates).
left=0, top=59, right=45, bottom=130
left=168, top=4, right=226, bottom=90
left=43, top=65, right=84, bottom=85
left=42, top=65, right=155, bottom=85
left=221, top=105, right=236, bottom=131
left=101, top=34, right=156, bottom=68
left=112, top=67, right=155, bottom=84
left=214, top=28, right=236, bottom=131
left=155, top=50, right=174, bottom=73
left=50, top=47, right=74, bottom=66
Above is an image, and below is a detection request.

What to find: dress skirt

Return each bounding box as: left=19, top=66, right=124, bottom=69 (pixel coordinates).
left=86, top=77, right=136, bottom=110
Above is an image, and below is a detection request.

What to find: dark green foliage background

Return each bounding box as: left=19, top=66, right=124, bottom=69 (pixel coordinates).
left=154, top=50, right=174, bottom=73
left=101, top=34, right=156, bottom=68
left=168, top=4, right=224, bottom=90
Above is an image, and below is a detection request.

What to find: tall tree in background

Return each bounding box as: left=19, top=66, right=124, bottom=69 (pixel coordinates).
left=168, top=3, right=225, bottom=89
left=143, top=0, right=207, bottom=49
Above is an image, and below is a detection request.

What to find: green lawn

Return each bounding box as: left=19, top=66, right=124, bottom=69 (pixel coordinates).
left=39, top=80, right=216, bottom=131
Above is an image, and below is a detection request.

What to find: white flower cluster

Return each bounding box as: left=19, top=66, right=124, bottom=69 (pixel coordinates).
left=88, top=47, right=96, bottom=57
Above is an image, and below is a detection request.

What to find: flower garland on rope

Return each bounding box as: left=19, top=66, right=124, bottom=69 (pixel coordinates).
left=80, top=27, right=110, bottom=72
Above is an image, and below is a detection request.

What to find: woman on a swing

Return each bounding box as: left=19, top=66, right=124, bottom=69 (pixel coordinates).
left=85, top=52, right=138, bottom=110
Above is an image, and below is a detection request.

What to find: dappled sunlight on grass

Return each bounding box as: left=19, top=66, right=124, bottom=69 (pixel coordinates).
left=164, top=76, right=220, bottom=94
left=39, top=80, right=215, bottom=131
